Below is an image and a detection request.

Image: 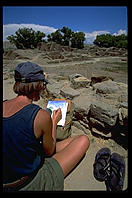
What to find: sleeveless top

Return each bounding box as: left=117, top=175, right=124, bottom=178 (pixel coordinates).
left=3, top=103, right=44, bottom=184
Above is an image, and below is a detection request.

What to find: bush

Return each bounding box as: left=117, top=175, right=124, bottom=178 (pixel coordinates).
left=93, top=34, right=127, bottom=49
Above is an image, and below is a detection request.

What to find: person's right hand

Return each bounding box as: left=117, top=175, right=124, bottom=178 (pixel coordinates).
left=52, top=108, right=62, bottom=125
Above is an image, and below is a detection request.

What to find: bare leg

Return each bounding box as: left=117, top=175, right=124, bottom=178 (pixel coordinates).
left=55, top=135, right=80, bottom=153
left=53, top=135, right=90, bottom=177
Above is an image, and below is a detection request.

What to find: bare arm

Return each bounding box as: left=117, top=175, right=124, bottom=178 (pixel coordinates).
left=51, top=108, right=62, bottom=142
left=34, top=108, right=62, bottom=156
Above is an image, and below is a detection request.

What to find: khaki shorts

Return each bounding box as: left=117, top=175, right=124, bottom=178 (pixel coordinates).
left=19, top=157, right=64, bottom=191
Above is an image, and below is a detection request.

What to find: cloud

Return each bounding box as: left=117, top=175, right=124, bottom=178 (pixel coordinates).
left=3, top=23, right=127, bottom=44
left=3, top=23, right=57, bottom=40
left=112, top=29, right=127, bottom=36
left=84, top=30, right=110, bottom=44
left=84, top=29, right=127, bottom=44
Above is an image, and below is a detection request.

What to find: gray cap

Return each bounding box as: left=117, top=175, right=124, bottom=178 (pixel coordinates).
left=14, top=62, right=48, bottom=84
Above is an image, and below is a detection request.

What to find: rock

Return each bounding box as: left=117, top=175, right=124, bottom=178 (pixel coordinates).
left=93, top=80, right=119, bottom=94
left=40, top=72, right=128, bottom=144
left=92, top=127, right=112, bottom=138
left=72, top=94, right=92, bottom=115
left=78, top=120, right=90, bottom=130
left=91, top=75, right=114, bottom=85
left=72, top=76, right=91, bottom=89
left=60, top=86, right=80, bottom=99
left=118, top=94, right=128, bottom=103
left=69, top=73, right=91, bottom=89
left=119, top=102, right=128, bottom=108
left=46, top=81, right=65, bottom=97
left=69, top=74, right=83, bottom=81
left=90, top=100, right=119, bottom=126
left=71, top=77, right=91, bottom=89
left=89, top=117, right=112, bottom=138
left=72, top=121, right=88, bottom=134
left=89, top=117, right=105, bottom=128
left=119, top=107, right=128, bottom=126
left=116, top=82, right=128, bottom=91
left=72, top=86, right=94, bottom=119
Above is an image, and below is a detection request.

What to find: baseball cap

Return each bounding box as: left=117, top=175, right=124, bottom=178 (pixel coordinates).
left=14, top=62, right=48, bottom=84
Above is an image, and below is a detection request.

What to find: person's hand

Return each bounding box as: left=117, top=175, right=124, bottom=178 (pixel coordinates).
left=52, top=108, right=62, bottom=125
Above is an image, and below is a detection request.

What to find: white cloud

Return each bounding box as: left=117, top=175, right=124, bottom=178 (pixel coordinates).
left=3, top=24, right=127, bottom=44
left=84, top=30, right=110, bottom=44
left=113, top=29, right=127, bottom=36
left=84, top=29, right=127, bottom=44
left=3, top=23, right=57, bottom=40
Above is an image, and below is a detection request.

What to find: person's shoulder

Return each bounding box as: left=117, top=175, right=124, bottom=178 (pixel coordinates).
left=34, top=108, right=52, bottom=136
left=39, top=108, right=50, bottom=116
left=36, top=108, right=51, bottom=123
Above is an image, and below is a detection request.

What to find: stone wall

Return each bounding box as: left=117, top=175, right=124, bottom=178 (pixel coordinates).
left=41, top=73, right=128, bottom=149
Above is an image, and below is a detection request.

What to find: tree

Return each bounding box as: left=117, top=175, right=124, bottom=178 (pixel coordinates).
left=7, top=26, right=86, bottom=49
left=113, top=34, right=127, bottom=48
left=34, top=31, right=46, bottom=48
left=93, top=33, right=127, bottom=48
left=93, top=34, right=113, bottom=48
left=47, top=30, right=63, bottom=44
left=7, top=28, right=45, bottom=49
left=71, top=32, right=85, bottom=49
left=60, top=26, right=73, bottom=46
left=47, top=26, right=86, bottom=49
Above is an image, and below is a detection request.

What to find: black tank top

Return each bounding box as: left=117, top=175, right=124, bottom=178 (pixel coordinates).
left=3, top=104, right=43, bottom=183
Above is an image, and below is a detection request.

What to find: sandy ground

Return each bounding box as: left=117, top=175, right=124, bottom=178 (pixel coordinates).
left=3, top=78, right=128, bottom=192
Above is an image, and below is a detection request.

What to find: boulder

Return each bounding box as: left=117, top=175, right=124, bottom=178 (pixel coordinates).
left=90, top=100, right=119, bottom=126
left=119, top=107, right=128, bottom=126
left=91, top=75, right=114, bottom=85
left=69, top=73, right=83, bottom=82
left=91, top=127, right=112, bottom=138
left=72, top=121, right=91, bottom=135
left=42, top=73, right=127, bottom=146
left=46, top=81, right=65, bottom=97
left=72, top=94, right=92, bottom=115
left=60, top=86, right=80, bottom=99
left=69, top=73, right=91, bottom=89
left=89, top=117, right=105, bottom=128
left=93, top=80, right=119, bottom=94
left=71, top=76, right=91, bottom=89
left=72, top=87, right=94, bottom=122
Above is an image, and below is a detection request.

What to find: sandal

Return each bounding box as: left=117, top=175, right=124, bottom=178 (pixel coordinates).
left=93, top=148, right=111, bottom=182
left=105, top=153, right=125, bottom=191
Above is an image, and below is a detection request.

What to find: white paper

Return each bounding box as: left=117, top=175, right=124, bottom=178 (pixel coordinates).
left=46, top=100, right=68, bottom=126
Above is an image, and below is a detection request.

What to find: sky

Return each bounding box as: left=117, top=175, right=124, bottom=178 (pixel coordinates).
left=3, top=6, right=128, bottom=44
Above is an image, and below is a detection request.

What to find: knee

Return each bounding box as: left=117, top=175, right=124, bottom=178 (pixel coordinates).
left=79, top=135, right=90, bottom=151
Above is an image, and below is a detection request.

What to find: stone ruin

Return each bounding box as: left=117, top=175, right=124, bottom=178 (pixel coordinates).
left=40, top=73, right=128, bottom=150
left=37, top=42, right=127, bottom=56
left=3, top=42, right=127, bottom=67
left=3, top=42, right=128, bottom=149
